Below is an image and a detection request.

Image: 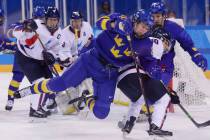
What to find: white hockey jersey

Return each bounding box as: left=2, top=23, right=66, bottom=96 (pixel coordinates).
left=149, top=37, right=164, bottom=59
left=60, top=21, right=93, bottom=57
left=13, top=19, right=68, bottom=60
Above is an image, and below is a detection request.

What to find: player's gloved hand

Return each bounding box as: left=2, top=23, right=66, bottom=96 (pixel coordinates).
left=114, top=19, right=132, bottom=36
left=109, top=13, right=127, bottom=21
left=169, top=93, right=180, bottom=104
left=57, top=57, right=73, bottom=67
left=42, top=51, right=56, bottom=65
left=23, top=19, right=38, bottom=32
left=192, top=54, right=207, bottom=71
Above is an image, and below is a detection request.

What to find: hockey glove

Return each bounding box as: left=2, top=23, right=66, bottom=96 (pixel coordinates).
left=57, top=57, right=72, bottom=67
left=42, top=51, right=56, bottom=65
left=114, top=19, right=132, bottom=36
left=169, top=93, right=180, bottom=104
left=192, top=54, right=207, bottom=71
left=23, top=19, right=38, bottom=32
left=109, top=13, right=127, bottom=21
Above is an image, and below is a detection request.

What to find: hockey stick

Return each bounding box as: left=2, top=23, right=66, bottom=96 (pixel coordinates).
left=34, top=31, right=60, bottom=77
left=170, top=90, right=210, bottom=128
left=126, top=35, right=152, bottom=128
left=68, top=94, right=94, bottom=105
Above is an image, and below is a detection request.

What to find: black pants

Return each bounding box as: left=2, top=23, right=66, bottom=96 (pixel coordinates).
left=117, top=73, right=167, bottom=103
left=15, top=51, right=53, bottom=83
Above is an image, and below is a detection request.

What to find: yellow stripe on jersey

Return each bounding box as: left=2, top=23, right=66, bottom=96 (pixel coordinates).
left=10, top=80, right=20, bottom=88
left=33, top=83, right=40, bottom=94
left=8, top=90, right=14, bottom=96
left=101, top=19, right=110, bottom=30
left=86, top=98, right=95, bottom=111
left=89, top=100, right=95, bottom=111
left=41, top=79, right=51, bottom=93
left=96, top=16, right=110, bottom=22
left=192, top=47, right=197, bottom=51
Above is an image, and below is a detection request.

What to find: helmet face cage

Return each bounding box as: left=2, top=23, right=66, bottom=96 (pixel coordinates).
left=132, top=9, right=154, bottom=38
left=32, top=6, right=45, bottom=19
left=70, top=11, right=83, bottom=29
left=132, top=9, right=153, bottom=29
left=45, top=7, right=60, bottom=32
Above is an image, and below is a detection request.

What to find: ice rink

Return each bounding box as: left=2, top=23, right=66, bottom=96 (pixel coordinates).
left=0, top=72, right=210, bottom=140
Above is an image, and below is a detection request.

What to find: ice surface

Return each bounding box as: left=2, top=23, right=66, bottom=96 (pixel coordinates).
left=0, top=73, right=210, bottom=140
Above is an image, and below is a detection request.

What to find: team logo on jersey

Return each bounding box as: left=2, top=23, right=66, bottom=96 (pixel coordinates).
left=110, top=35, right=131, bottom=58
left=83, top=32, right=86, bottom=36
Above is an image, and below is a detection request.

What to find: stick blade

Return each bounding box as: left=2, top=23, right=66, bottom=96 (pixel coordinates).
left=198, top=120, right=210, bottom=128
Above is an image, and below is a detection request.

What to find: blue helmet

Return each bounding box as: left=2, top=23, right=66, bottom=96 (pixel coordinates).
left=132, top=9, right=153, bottom=27
left=71, top=11, right=83, bottom=19
left=45, top=7, right=60, bottom=19
left=150, top=2, right=167, bottom=15
left=32, top=6, right=45, bottom=19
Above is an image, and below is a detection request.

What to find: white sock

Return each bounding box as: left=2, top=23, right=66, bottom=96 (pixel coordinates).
left=152, top=94, right=170, bottom=127
left=127, top=96, right=144, bottom=119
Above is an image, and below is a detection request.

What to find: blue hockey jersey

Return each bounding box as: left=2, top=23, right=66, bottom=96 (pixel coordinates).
left=160, top=20, right=199, bottom=73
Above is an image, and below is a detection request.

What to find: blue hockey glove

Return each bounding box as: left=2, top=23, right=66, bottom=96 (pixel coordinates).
left=109, top=13, right=127, bottom=21
left=192, top=54, right=207, bottom=71
left=114, top=19, right=132, bottom=36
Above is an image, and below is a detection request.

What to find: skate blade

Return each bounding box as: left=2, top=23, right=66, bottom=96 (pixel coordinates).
left=150, top=135, right=171, bottom=140
left=148, top=132, right=172, bottom=140
left=28, top=117, right=47, bottom=123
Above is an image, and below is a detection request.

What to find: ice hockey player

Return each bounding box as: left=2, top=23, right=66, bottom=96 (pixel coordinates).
left=13, top=13, right=134, bottom=119
left=0, top=8, right=23, bottom=111
left=61, top=11, right=93, bottom=57
left=5, top=6, right=46, bottom=111
left=96, top=9, right=173, bottom=136
left=13, top=7, right=68, bottom=119
left=149, top=2, right=207, bottom=86
left=138, top=1, right=208, bottom=121
left=117, top=10, right=177, bottom=136
left=56, top=11, right=94, bottom=114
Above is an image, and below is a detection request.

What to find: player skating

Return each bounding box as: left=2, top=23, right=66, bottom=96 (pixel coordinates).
left=12, top=7, right=69, bottom=119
